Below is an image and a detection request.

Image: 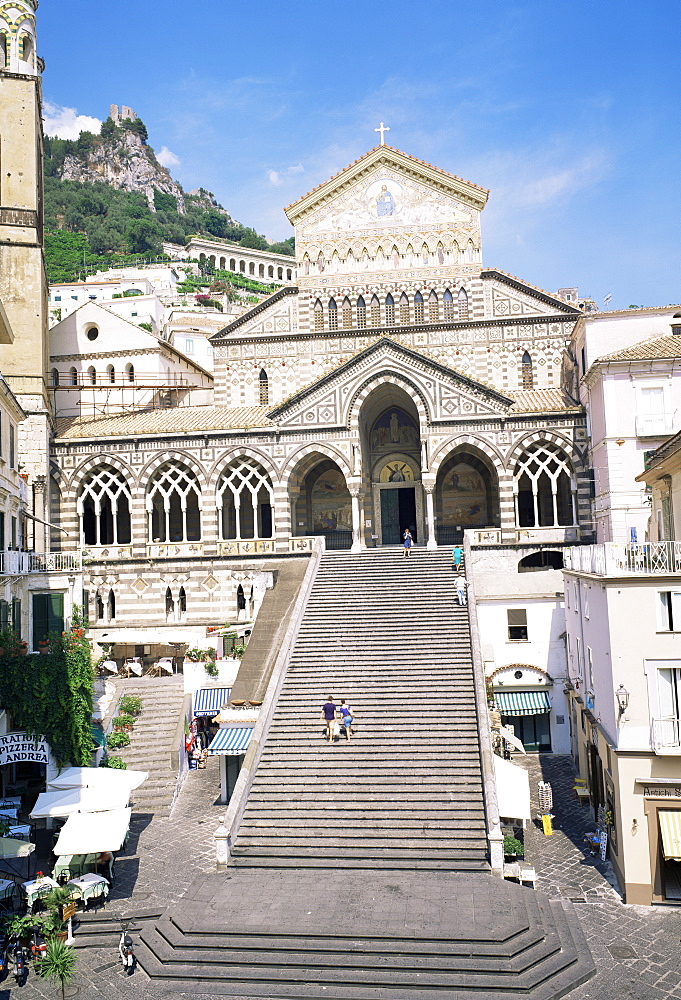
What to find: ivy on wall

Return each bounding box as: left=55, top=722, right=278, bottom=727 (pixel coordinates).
left=0, top=609, right=94, bottom=767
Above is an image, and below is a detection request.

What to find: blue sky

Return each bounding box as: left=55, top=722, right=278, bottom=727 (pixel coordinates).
left=39, top=1, right=679, bottom=309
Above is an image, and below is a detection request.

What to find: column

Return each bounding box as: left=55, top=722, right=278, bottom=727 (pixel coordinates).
left=424, top=486, right=437, bottom=550
left=350, top=490, right=362, bottom=553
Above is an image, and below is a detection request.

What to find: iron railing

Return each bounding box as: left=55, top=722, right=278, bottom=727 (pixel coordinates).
left=565, top=541, right=681, bottom=576
left=651, top=718, right=681, bottom=752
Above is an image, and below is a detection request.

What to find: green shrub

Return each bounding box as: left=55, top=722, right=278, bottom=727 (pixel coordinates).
left=503, top=835, right=524, bottom=857
left=101, top=755, right=127, bottom=769
left=106, top=731, right=130, bottom=749
left=113, top=714, right=135, bottom=730
left=204, top=661, right=218, bottom=677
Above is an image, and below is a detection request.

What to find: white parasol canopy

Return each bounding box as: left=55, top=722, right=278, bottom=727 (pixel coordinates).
left=48, top=767, right=148, bottom=792
left=54, top=808, right=131, bottom=855
left=30, top=787, right=129, bottom=819
left=498, top=726, right=527, bottom=755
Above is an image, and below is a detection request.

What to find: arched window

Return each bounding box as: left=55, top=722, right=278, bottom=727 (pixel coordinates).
left=69, top=367, right=78, bottom=386
left=259, top=263, right=264, bottom=277
left=356, top=295, right=366, bottom=329
left=249, top=262, right=255, bottom=275
left=370, top=294, right=381, bottom=326
left=398, top=292, right=409, bottom=325
left=268, top=265, right=274, bottom=278
left=443, top=288, right=455, bottom=321
left=148, top=461, right=201, bottom=543
left=95, top=593, right=104, bottom=621
left=514, top=442, right=575, bottom=529
left=209, top=256, right=216, bottom=269
left=78, top=465, right=132, bottom=546
left=178, top=587, right=186, bottom=618
left=328, top=298, right=338, bottom=331
left=106, top=365, right=115, bottom=384
left=303, top=256, right=310, bottom=276
left=0, top=35, right=8, bottom=69
left=259, top=369, right=269, bottom=406
left=51, top=369, right=60, bottom=387
left=385, top=293, right=395, bottom=326
left=219, top=257, right=226, bottom=270
left=518, top=550, right=564, bottom=572
left=237, top=584, right=246, bottom=610
left=277, top=267, right=283, bottom=280
left=341, top=297, right=352, bottom=329
left=521, top=352, right=534, bottom=389
left=107, top=589, right=116, bottom=622
left=391, top=245, right=400, bottom=268
left=165, top=587, right=175, bottom=619
left=414, top=291, right=424, bottom=324
left=286, top=269, right=292, bottom=281
left=217, top=457, right=274, bottom=540
left=87, top=366, right=96, bottom=385
left=421, top=243, right=430, bottom=266
left=230, top=258, right=236, bottom=271
left=240, top=260, right=246, bottom=273
left=428, top=290, right=439, bottom=322
left=313, top=299, right=324, bottom=331
left=19, top=33, right=33, bottom=63
left=458, top=287, right=469, bottom=320
left=437, top=242, right=445, bottom=265
left=125, top=363, right=135, bottom=383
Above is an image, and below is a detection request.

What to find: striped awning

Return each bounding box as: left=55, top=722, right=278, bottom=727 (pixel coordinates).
left=659, top=810, right=681, bottom=860
left=193, top=687, right=231, bottom=717
left=496, top=690, right=551, bottom=716
left=207, top=727, right=254, bottom=756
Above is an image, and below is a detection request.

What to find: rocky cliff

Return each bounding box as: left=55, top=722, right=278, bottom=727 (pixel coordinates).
left=61, top=129, right=188, bottom=213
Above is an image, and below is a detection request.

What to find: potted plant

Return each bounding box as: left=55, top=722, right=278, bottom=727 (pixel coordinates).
left=503, top=835, right=525, bottom=861
left=113, top=714, right=135, bottom=732
left=5, top=913, right=40, bottom=946
left=106, top=731, right=130, bottom=749
left=41, top=886, right=76, bottom=942
left=36, top=937, right=77, bottom=1000
left=100, top=755, right=127, bottom=769
left=204, top=660, right=219, bottom=677
left=119, top=695, right=142, bottom=716
left=38, top=639, right=51, bottom=655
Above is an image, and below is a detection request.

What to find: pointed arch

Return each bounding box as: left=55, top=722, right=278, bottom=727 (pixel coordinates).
left=328, top=297, right=338, bottom=330
left=370, top=294, right=381, bottom=327
left=147, top=460, right=201, bottom=543
left=421, top=243, right=430, bottom=266
left=356, top=295, right=366, bottom=329
left=514, top=441, right=576, bottom=528
left=414, top=290, right=424, bottom=323
left=443, top=288, right=455, bottom=321
left=258, top=368, right=269, bottom=406
left=313, top=298, right=324, bottom=331
left=217, top=457, right=274, bottom=540
left=458, top=287, right=469, bottom=321
left=428, top=289, right=439, bottom=323
left=87, top=366, right=97, bottom=385
left=341, top=296, right=352, bottom=329
left=521, top=351, right=534, bottom=389
left=399, top=292, right=409, bottom=324
left=77, top=464, right=132, bottom=546
left=385, top=292, right=395, bottom=326
left=178, top=586, right=187, bottom=618
left=436, top=242, right=445, bottom=265
left=391, top=245, right=400, bottom=268
left=165, top=586, right=175, bottom=619
left=51, top=369, right=60, bottom=387
left=107, top=588, right=116, bottom=622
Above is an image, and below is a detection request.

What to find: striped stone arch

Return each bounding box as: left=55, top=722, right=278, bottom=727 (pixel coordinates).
left=280, top=442, right=353, bottom=486
left=346, top=371, right=431, bottom=434
left=138, top=450, right=210, bottom=489
left=505, top=429, right=585, bottom=470
left=207, top=447, right=278, bottom=491
left=67, top=453, right=137, bottom=496
left=430, top=434, right=506, bottom=479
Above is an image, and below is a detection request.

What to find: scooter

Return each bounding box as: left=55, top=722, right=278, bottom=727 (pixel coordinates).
left=11, top=939, right=26, bottom=986
left=0, top=931, right=7, bottom=978
left=118, top=929, right=135, bottom=975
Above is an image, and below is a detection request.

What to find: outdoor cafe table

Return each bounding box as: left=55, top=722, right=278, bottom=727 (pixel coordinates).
left=53, top=853, right=99, bottom=881
left=67, top=873, right=109, bottom=903
left=22, top=875, right=58, bottom=908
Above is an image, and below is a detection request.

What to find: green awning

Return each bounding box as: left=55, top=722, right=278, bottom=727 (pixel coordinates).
left=496, top=690, right=551, bottom=716
left=90, top=724, right=106, bottom=748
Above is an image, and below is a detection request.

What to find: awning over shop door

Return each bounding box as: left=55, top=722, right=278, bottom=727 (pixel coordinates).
left=193, top=688, right=231, bottom=717
left=496, top=690, right=551, bottom=716
left=659, top=810, right=681, bottom=860
left=207, top=727, right=254, bottom=755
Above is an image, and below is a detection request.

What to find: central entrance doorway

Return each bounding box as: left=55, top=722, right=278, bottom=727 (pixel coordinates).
left=380, top=486, right=417, bottom=545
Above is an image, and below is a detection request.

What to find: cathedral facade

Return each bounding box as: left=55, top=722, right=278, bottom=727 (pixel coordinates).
left=50, top=144, right=591, bottom=631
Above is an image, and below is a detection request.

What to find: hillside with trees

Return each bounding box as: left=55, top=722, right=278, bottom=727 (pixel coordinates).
left=43, top=114, right=294, bottom=282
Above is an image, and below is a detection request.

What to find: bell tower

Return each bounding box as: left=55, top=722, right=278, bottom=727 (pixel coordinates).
left=0, top=0, right=51, bottom=547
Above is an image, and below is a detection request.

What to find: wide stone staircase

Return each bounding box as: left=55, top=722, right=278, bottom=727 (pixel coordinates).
left=115, top=675, right=186, bottom=817
left=137, top=549, right=594, bottom=998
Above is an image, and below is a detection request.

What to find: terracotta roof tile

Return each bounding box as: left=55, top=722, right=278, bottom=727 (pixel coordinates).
left=596, top=335, right=681, bottom=363
left=507, top=389, right=581, bottom=413
left=284, top=145, right=488, bottom=213
left=54, top=406, right=271, bottom=441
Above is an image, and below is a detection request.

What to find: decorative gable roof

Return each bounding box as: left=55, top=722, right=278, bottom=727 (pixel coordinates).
left=284, top=145, right=489, bottom=222
left=482, top=269, right=582, bottom=316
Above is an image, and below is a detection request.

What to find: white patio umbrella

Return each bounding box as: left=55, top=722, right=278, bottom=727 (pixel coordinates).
left=48, top=767, right=148, bottom=792
left=54, top=808, right=131, bottom=856
left=498, top=726, right=527, bottom=755
left=30, top=787, right=129, bottom=819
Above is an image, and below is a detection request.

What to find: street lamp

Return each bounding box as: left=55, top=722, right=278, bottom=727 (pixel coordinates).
left=616, top=684, right=629, bottom=716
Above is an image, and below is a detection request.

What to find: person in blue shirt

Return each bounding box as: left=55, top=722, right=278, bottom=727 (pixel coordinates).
left=452, top=544, right=463, bottom=570
left=403, top=528, right=413, bottom=557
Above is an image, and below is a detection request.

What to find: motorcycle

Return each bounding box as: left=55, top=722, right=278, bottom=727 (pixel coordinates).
left=11, top=939, right=26, bottom=986
left=0, top=931, right=7, bottom=978
left=118, top=929, right=135, bottom=975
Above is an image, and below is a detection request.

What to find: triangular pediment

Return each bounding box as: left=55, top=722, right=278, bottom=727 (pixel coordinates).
left=267, top=337, right=513, bottom=430
left=285, top=146, right=489, bottom=227
left=482, top=270, right=581, bottom=317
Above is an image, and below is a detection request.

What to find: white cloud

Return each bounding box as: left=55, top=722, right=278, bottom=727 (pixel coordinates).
left=267, top=164, right=304, bottom=187
left=267, top=169, right=282, bottom=186
left=42, top=102, right=102, bottom=140
left=157, top=146, right=181, bottom=168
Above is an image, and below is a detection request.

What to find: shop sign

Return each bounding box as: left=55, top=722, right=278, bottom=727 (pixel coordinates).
left=640, top=785, right=681, bottom=799
left=0, top=733, right=49, bottom=766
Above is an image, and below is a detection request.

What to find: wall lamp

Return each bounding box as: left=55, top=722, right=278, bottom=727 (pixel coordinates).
left=616, top=684, right=629, bottom=716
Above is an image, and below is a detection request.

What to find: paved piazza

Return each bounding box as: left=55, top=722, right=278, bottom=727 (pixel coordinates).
left=4, top=753, right=681, bottom=1000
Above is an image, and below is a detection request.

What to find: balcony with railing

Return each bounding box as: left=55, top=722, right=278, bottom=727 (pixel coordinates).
left=0, top=551, right=82, bottom=575
left=565, top=541, right=681, bottom=576
left=651, top=718, right=681, bottom=754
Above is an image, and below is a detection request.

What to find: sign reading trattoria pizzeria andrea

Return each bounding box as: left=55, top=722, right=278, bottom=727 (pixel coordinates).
left=0, top=733, right=49, bottom=766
